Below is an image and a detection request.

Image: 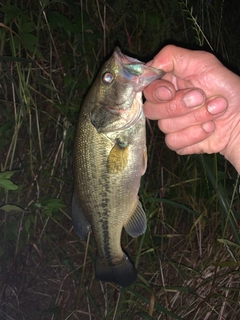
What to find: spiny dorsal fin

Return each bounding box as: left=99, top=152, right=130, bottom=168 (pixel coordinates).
left=124, top=200, right=147, bottom=237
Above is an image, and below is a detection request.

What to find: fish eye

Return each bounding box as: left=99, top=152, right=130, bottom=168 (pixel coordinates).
left=102, top=72, right=114, bottom=84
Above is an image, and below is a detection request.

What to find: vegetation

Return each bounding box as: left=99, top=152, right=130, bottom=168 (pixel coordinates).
left=0, top=0, right=240, bottom=319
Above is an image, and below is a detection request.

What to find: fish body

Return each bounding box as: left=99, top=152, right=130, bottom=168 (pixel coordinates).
left=72, top=48, right=164, bottom=287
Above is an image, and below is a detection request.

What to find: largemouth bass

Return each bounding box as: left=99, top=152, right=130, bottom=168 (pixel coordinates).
left=72, top=47, right=164, bottom=287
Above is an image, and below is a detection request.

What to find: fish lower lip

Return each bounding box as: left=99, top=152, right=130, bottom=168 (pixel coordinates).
left=107, top=107, right=126, bottom=115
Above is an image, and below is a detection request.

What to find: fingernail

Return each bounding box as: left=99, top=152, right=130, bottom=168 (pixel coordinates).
left=154, top=86, right=173, bottom=101
left=207, top=97, right=227, bottom=115
left=202, top=121, right=215, bottom=133
left=183, top=89, right=204, bottom=108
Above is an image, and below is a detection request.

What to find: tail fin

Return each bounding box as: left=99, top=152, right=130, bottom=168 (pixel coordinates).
left=95, top=255, right=137, bottom=287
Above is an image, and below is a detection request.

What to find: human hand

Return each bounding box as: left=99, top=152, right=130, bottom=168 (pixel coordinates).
left=144, top=45, right=240, bottom=173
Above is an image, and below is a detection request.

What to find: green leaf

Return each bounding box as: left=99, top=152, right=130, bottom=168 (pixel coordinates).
left=20, top=33, right=38, bottom=52
left=25, top=215, right=34, bottom=233
left=0, top=170, right=18, bottom=179
left=20, top=22, right=35, bottom=34
left=45, top=198, right=65, bottom=210
left=0, top=204, right=23, bottom=212
left=0, top=178, right=18, bottom=190
left=34, top=198, right=65, bottom=211
left=0, top=5, right=21, bottom=23
left=0, top=171, right=18, bottom=190
left=47, top=11, right=76, bottom=33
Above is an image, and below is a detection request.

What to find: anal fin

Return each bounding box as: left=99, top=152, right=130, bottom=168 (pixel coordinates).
left=124, top=200, right=147, bottom=237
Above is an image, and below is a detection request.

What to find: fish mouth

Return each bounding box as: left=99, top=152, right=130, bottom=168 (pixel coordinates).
left=114, top=47, right=143, bottom=65
left=104, top=93, right=143, bottom=132
left=113, top=47, right=165, bottom=91
left=107, top=107, right=127, bottom=115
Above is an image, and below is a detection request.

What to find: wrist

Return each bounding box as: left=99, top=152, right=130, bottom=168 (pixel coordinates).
left=221, top=119, right=240, bottom=174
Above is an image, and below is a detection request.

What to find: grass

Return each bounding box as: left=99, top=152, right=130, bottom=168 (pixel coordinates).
left=0, top=0, right=240, bottom=319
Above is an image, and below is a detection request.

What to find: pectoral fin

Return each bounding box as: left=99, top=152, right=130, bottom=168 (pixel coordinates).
left=71, top=190, right=91, bottom=241
left=124, top=200, right=147, bottom=237
left=107, top=142, right=129, bottom=174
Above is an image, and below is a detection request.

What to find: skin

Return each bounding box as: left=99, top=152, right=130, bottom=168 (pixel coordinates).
left=143, top=45, right=240, bottom=174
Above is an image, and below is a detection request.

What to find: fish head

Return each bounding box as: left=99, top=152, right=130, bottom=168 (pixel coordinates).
left=90, top=47, right=165, bottom=133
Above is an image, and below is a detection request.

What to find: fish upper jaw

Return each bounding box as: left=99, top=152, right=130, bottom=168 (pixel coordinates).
left=114, top=47, right=165, bottom=91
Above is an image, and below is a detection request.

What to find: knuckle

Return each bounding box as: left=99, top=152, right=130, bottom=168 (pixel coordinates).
left=192, top=107, right=209, bottom=123
left=166, top=99, right=182, bottom=116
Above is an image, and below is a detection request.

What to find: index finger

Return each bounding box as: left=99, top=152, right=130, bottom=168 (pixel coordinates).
left=149, top=45, right=215, bottom=79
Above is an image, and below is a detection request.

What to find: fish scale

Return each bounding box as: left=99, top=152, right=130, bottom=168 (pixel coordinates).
left=72, top=47, right=165, bottom=287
